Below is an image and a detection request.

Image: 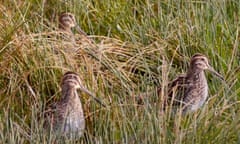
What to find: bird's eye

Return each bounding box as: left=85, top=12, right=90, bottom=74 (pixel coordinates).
left=68, top=14, right=73, bottom=18
left=196, top=63, right=202, bottom=66
left=201, top=58, right=204, bottom=61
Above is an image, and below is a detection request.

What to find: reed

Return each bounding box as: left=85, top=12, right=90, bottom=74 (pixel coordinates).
left=0, top=1, right=239, bottom=143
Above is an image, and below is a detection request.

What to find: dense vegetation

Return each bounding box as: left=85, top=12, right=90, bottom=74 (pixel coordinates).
left=0, top=0, right=239, bottom=143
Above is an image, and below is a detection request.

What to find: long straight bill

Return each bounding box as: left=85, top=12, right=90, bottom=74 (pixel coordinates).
left=75, top=25, right=95, bottom=44
left=208, top=66, right=224, bottom=81
left=80, top=86, right=107, bottom=107
left=75, top=25, right=88, bottom=37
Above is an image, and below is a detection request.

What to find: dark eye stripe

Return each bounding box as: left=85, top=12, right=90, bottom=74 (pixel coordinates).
left=62, top=72, right=81, bottom=86
left=63, top=75, right=79, bottom=81
left=61, top=17, right=72, bottom=22
left=192, top=56, right=207, bottom=62
left=62, top=77, right=81, bottom=86
left=60, top=14, right=75, bottom=24
left=68, top=14, right=73, bottom=19
left=62, top=79, right=79, bottom=85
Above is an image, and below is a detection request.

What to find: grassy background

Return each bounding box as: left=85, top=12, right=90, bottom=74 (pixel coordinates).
left=0, top=0, right=240, bottom=143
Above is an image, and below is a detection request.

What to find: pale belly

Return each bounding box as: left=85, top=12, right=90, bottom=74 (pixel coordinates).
left=189, top=85, right=208, bottom=112
left=64, top=113, right=85, bottom=138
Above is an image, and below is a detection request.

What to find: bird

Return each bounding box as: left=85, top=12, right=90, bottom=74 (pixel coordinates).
left=58, top=12, right=93, bottom=48
left=136, top=53, right=224, bottom=114
left=160, top=53, right=224, bottom=114
left=43, top=71, right=105, bottom=139
left=58, top=12, right=88, bottom=36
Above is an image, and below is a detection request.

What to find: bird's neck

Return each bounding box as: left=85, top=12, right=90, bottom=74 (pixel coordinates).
left=61, top=85, right=79, bottom=102
left=61, top=84, right=83, bottom=117
left=187, top=68, right=206, bottom=82
left=59, top=24, right=73, bottom=34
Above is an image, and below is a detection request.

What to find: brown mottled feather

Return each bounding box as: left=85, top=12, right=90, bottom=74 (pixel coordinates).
left=44, top=72, right=85, bottom=138
left=137, top=54, right=224, bottom=114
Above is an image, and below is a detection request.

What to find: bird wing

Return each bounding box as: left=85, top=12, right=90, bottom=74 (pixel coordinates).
left=43, top=102, right=67, bottom=130
left=165, top=74, right=193, bottom=106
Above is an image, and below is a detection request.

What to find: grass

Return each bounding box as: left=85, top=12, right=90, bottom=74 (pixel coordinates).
left=0, top=0, right=240, bottom=143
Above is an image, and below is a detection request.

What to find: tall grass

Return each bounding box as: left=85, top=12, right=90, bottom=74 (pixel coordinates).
left=0, top=0, right=239, bottom=143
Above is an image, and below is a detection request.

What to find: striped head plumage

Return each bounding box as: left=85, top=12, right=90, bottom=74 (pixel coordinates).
left=188, top=53, right=223, bottom=79
left=59, top=13, right=77, bottom=33
left=61, top=71, right=83, bottom=90
left=161, top=53, right=224, bottom=114
left=44, top=71, right=86, bottom=138
left=44, top=71, right=106, bottom=139
left=59, top=12, right=88, bottom=36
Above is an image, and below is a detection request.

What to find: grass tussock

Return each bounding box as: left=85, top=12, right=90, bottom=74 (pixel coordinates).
left=0, top=0, right=240, bottom=143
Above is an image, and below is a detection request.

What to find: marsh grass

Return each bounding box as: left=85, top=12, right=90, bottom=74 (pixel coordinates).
left=0, top=0, right=240, bottom=143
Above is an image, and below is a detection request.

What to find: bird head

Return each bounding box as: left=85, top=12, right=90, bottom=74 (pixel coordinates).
left=190, top=53, right=224, bottom=80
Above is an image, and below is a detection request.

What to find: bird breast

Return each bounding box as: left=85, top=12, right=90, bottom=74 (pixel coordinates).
left=184, top=72, right=208, bottom=112
left=64, top=107, right=85, bottom=133
left=61, top=101, right=85, bottom=138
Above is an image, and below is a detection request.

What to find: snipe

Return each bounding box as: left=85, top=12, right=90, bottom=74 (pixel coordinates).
left=160, top=53, right=224, bottom=114
left=44, top=71, right=105, bottom=138
left=58, top=12, right=93, bottom=48
left=59, top=12, right=88, bottom=35
left=136, top=54, right=224, bottom=114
